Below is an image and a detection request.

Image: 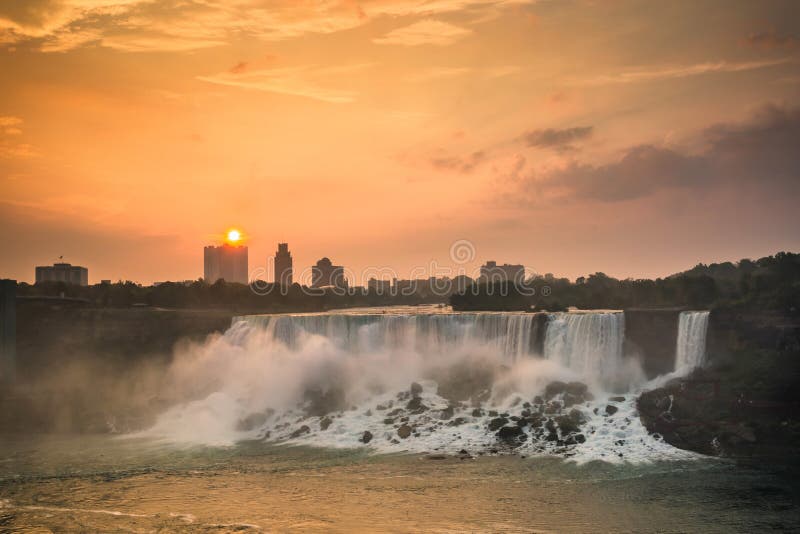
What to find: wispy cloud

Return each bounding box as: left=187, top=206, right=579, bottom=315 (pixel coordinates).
left=372, top=19, right=472, bottom=46
left=0, top=115, right=36, bottom=158
left=197, top=64, right=371, bottom=103
left=573, top=58, right=794, bottom=86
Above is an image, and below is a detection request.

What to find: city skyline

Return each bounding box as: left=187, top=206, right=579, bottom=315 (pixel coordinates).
left=1, top=1, right=799, bottom=284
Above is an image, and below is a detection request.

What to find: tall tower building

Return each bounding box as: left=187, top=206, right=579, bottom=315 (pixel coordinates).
left=274, top=243, right=293, bottom=286
left=204, top=244, right=248, bottom=284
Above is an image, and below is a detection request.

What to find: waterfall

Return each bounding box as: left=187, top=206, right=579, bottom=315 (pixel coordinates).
left=675, top=311, right=710, bottom=372
left=543, top=312, right=625, bottom=390
left=234, top=312, right=543, bottom=363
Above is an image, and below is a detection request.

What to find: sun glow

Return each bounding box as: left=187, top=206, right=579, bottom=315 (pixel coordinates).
left=226, top=229, right=242, bottom=243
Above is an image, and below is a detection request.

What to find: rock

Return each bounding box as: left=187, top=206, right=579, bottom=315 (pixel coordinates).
left=383, top=418, right=394, bottom=425
left=609, top=396, right=626, bottom=402
left=425, top=454, right=447, bottom=460
left=290, top=425, right=310, bottom=438
left=397, top=424, right=412, bottom=439
left=406, top=397, right=428, bottom=413
left=497, top=425, right=526, bottom=444
left=410, top=382, right=423, bottom=397
left=434, top=359, right=495, bottom=404
left=319, top=416, right=333, bottom=431
left=544, top=401, right=562, bottom=414
left=523, top=402, right=531, bottom=409
left=364, top=409, right=372, bottom=416
left=565, top=381, right=588, bottom=397
left=488, top=417, right=509, bottom=432
left=564, top=433, right=586, bottom=445
left=472, top=408, right=484, bottom=417
left=387, top=408, right=404, bottom=417
left=544, top=381, right=567, bottom=399
left=533, top=395, right=544, bottom=405
left=526, top=413, right=544, bottom=427
left=360, top=431, right=373, bottom=444
left=488, top=410, right=499, bottom=417
left=447, top=417, right=467, bottom=427
left=605, top=405, right=619, bottom=416
left=555, top=409, right=585, bottom=435
left=458, top=449, right=469, bottom=455
left=440, top=405, right=454, bottom=420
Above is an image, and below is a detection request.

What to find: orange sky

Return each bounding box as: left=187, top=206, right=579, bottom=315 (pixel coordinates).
left=1, top=0, right=799, bottom=284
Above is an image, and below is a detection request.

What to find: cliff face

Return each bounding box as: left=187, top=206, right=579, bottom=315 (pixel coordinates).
left=623, top=309, right=682, bottom=378
left=637, top=309, right=800, bottom=461
left=14, top=301, right=233, bottom=377
left=1, top=302, right=234, bottom=434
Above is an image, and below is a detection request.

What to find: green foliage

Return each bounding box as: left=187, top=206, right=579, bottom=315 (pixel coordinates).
left=450, top=251, right=800, bottom=313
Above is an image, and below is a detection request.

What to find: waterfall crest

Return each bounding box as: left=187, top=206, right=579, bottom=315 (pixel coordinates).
left=675, top=311, right=710, bottom=372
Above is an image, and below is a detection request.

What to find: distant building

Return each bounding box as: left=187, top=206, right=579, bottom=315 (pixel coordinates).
left=480, top=261, right=525, bottom=284
left=204, top=244, right=248, bottom=284
left=274, top=243, right=293, bottom=286
left=35, top=262, right=88, bottom=286
left=312, top=257, right=347, bottom=288
left=367, top=278, right=391, bottom=294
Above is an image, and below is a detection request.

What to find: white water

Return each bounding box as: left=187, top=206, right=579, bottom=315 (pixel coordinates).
left=139, top=307, right=699, bottom=463
left=675, top=311, right=710, bottom=373
left=543, top=312, right=631, bottom=391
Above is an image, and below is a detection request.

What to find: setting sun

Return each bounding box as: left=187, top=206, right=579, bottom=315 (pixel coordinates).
left=226, top=229, right=241, bottom=243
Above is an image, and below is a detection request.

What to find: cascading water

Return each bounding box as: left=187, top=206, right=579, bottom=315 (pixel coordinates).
left=239, top=311, right=544, bottom=363
left=140, top=307, right=695, bottom=463
left=543, top=312, right=625, bottom=390
left=675, top=311, right=710, bottom=373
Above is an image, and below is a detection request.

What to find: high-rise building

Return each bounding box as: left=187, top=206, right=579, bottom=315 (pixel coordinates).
left=204, top=244, right=248, bottom=284
left=479, top=261, right=525, bottom=284
left=311, top=257, right=347, bottom=288
left=35, top=262, right=88, bottom=286
left=274, top=243, right=293, bottom=286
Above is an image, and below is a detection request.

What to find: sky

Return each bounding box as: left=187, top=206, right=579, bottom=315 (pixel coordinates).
left=1, top=0, right=799, bottom=285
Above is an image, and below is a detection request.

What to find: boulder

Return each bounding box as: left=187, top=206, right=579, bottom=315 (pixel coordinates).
left=488, top=417, right=509, bottom=432
left=319, top=416, right=333, bottom=431
left=440, top=405, right=455, bottom=420
left=410, top=382, right=423, bottom=397
left=406, top=397, right=428, bottom=414
left=605, top=405, right=619, bottom=416
left=397, top=424, right=412, bottom=439
left=544, top=381, right=568, bottom=399
left=497, top=425, right=526, bottom=444
left=290, top=425, right=310, bottom=438
left=360, top=431, right=373, bottom=444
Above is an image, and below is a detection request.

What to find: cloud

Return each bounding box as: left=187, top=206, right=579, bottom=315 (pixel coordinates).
left=197, top=64, right=370, bottom=103
left=574, top=58, right=794, bottom=86
left=744, top=30, right=798, bottom=49
left=508, top=105, right=800, bottom=203
left=0, top=0, right=534, bottom=52
left=0, top=116, right=23, bottom=127
left=520, top=126, right=593, bottom=151
left=429, top=150, right=486, bottom=173
left=372, top=19, right=472, bottom=46
left=0, top=116, right=36, bottom=158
